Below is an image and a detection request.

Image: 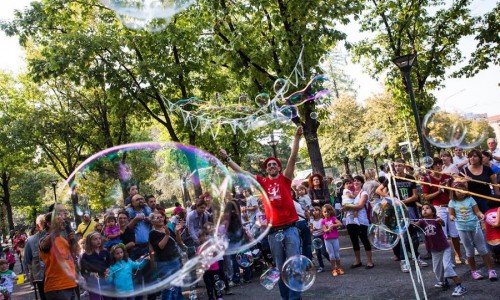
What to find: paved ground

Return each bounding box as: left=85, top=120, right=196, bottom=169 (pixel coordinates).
left=12, top=232, right=500, bottom=299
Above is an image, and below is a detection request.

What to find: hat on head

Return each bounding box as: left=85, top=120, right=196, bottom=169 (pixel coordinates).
left=263, top=157, right=282, bottom=170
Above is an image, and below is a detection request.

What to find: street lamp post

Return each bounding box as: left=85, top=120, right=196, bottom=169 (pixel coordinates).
left=392, top=53, right=429, bottom=157
left=49, top=180, right=58, bottom=202
left=268, top=132, right=279, bottom=158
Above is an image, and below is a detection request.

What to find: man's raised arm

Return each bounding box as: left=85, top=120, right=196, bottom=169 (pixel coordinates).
left=283, top=126, right=303, bottom=180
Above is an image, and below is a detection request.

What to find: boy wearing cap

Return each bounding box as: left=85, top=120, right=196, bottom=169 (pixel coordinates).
left=0, top=258, right=18, bottom=298
left=219, top=126, right=303, bottom=300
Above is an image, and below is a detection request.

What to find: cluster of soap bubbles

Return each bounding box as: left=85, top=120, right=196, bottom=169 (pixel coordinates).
left=368, top=198, right=410, bottom=250
left=422, top=107, right=489, bottom=149
left=52, top=142, right=274, bottom=297
left=100, top=0, right=195, bottom=32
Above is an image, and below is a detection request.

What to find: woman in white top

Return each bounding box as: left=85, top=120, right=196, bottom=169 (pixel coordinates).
left=440, top=150, right=460, bottom=175
left=342, top=175, right=374, bottom=269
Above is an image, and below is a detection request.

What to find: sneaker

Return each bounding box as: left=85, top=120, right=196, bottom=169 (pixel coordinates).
left=434, top=279, right=449, bottom=289
left=471, top=270, right=484, bottom=280
left=332, top=268, right=338, bottom=277
left=400, top=260, right=410, bottom=273
left=317, top=267, right=323, bottom=273
left=80, top=291, right=89, bottom=297
left=451, top=285, right=467, bottom=296
left=417, top=257, right=429, bottom=267
left=488, top=269, right=498, bottom=281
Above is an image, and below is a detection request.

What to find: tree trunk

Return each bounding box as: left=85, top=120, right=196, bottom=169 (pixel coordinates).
left=71, top=191, right=82, bottom=226
left=0, top=171, right=14, bottom=231
left=343, top=157, right=351, bottom=175
left=358, top=157, right=366, bottom=175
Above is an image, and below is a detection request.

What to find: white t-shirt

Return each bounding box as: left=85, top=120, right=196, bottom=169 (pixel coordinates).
left=245, top=196, right=259, bottom=222
left=310, top=218, right=324, bottom=237
left=345, top=191, right=369, bottom=226
left=442, top=164, right=460, bottom=175
left=453, top=155, right=467, bottom=167
left=0, top=270, right=17, bottom=293
left=342, top=189, right=354, bottom=205
left=491, top=148, right=500, bottom=168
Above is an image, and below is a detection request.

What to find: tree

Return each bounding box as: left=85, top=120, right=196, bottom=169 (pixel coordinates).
left=0, top=72, right=38, bottom=230
left=319, top=94, right=366, bottom=175
left=454, top=2, right=500, bottom=77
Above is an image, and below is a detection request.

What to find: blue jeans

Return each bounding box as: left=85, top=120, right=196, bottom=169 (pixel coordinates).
left=295, top=220, right=312, bottom=260
left=268, top=226, right=302, bottom=300
left=156, top=259, right=184, bottom=300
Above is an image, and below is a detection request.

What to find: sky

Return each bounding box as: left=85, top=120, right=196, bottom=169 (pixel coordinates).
left=1, top=0, right=499, bottom=117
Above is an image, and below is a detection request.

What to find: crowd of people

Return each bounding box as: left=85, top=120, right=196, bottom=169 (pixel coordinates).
left=3, top=134, right=500, bottom=300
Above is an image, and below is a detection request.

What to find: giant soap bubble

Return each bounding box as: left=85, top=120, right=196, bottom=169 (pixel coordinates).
left=281, top=255, right=316, bottom=292
left=422, top=107, right=488, bottom=149
left=371, top=198, right=409, bottom=235
left=51, top=142, right=270, bottom=297
left=100, top=0, right=195, bottom=32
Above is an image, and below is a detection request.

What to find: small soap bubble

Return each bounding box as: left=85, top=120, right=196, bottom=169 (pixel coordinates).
left=310, top=112, right=318, bottom=120
left=422, top=156, right=434, bottom=168
left=275, top=232, right=284, bottom=242
left=215, top=279, right=225, bottom=291
left=400, top=145, right=408, bottom=155
left=273, top=78, right=289, bottom=95
left=255, top=93, right=271, bottom=107
left=312, top=238, right=323, bottom=249
left=240, top=141, right=248, bottom=148
left=278, top=106, right=299, bottom=119
left=281, top=255, right=316, bottom=292
left=236, top=251, right=254, bottom=268
left=364, top=129, right=387, bottom=155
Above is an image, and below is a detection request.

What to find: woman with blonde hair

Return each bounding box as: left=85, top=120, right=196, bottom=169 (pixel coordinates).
left=363, top=169, right=381, bottom=205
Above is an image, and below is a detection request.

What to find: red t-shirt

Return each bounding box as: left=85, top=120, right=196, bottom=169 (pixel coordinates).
left=421, top=174, right=452, bottom=206
left=485, top=208, right=500, bottom=242
left=256, top=174, right=298, bottom=227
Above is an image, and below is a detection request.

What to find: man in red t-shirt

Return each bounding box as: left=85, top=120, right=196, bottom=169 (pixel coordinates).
left=422, top=157, right=463, bottom=264
left=219, top=126, right=303, bottom=300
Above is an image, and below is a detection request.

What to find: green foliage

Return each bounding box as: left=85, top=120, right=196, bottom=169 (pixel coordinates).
left=454, top=2, right=500, bottom=77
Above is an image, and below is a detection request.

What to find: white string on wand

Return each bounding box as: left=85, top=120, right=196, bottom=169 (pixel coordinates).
left=386, top=162, right=428, bottom=300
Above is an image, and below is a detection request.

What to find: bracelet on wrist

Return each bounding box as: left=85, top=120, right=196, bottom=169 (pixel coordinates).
left=224, top=156, right=232, bottom=162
